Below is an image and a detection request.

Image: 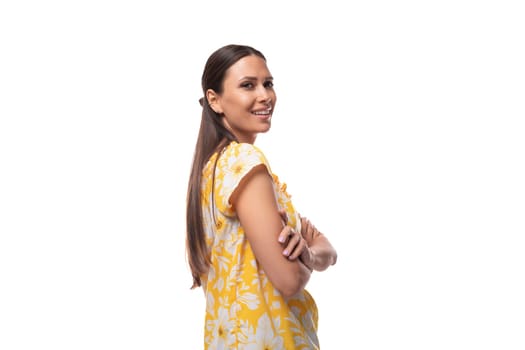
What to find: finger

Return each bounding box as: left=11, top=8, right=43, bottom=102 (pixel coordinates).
left=302, top=217, right=311, bottom=230
left=288, top=236, right=307, bottom=260
left=277, top=226, right=293, bottom=244
left=300, top=216, right=307, bottom=227
left=301, top=218, right=314, bottom=240
left=283, top=233, right=302, bottom=258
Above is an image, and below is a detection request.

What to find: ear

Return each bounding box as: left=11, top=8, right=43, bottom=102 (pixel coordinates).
left=206, top=89, right=223, bottom=114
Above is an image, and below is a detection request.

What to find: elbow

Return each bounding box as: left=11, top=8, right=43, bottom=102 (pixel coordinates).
left=278, top=284, right=302, bottom=299
left=274, top=266, right=310, bottom=298
left=331, top=250, right=338, bottom=266
left=320, top=250, right=337, bottom=270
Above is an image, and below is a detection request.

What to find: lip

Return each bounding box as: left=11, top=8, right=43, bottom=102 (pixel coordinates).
left=251, top=105, right=273, bottom=120
left=252, top=107, right=272, bottom=120
left=252, top=111, right=272, bottom=120
left=251, top=106, right=272, bottom=113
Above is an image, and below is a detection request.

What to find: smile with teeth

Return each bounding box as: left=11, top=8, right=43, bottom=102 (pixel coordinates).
left=252, top=107, right=272, bottom=115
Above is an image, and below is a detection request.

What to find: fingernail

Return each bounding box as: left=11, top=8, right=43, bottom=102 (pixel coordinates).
left=283, top=250, right=289, bottom=256
left=278, top=237, right=285, bottom=243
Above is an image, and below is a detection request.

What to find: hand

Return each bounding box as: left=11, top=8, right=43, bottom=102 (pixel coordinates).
left=299, top=215, right=337, bottom=271
left=299, top=245, right=315, bottom=271
left=277, top=225, right=308, bottom=261
left=298, top=216, right=322, bottom=271
left=299, top=216, right=320, bottom=244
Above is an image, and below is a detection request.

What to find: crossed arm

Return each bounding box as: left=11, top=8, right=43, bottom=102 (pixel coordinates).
left=231, top=164, right=337, bottom=298
left=231, top=165, right=312, bottom=298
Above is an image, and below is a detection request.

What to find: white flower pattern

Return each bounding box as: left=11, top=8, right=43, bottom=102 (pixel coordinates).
left=201, top=142, right=319, bottom=349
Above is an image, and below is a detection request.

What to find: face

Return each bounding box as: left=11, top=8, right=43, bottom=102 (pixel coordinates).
left=208, top=55, right=276, bottom=144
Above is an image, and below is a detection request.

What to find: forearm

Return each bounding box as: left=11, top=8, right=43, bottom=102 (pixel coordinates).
left=307, top=234, right=337, bottom=271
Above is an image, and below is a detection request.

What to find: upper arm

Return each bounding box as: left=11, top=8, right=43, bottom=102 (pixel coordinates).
left=231, top=164, right=310, bottom=298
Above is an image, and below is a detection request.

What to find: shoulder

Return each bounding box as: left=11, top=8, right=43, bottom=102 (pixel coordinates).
left=214, top=142, right=273, bottom=214
left=224, top=142, right=267, bottom=159
left=219, top=142, right=271, bottom=170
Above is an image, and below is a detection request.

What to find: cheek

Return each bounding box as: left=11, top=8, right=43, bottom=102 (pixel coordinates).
left=227, top=90, right=253, bottom=104
left=232, top=94, right=252, bottom=107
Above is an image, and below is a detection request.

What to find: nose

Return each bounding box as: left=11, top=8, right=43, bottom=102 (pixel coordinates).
left=257, top=86, right=272, bottom=105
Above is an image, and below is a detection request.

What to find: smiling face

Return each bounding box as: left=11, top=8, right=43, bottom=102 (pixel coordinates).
left=207, top=55, right=276, bottom=144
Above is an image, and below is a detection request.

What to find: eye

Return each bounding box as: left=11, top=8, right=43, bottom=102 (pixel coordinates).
left=264, top=80, right=274, bottom=88
left=240, top=82, right=254, bottom=89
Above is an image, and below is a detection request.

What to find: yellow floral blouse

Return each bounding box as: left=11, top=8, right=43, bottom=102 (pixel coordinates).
left=200, top=142, right=319, bottom=349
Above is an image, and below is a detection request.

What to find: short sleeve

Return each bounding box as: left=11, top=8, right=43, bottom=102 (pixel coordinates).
left=214, top=142, right=271, bottom=216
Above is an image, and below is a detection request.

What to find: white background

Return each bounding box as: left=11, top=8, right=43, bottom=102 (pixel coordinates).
left=1, top=1, right=524, bottom=349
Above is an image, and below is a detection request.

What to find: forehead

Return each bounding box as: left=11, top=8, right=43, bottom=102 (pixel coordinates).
left=224, top=55, right=271, bottom=81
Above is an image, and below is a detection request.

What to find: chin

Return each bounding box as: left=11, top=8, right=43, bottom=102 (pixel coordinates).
left=259, top=126, right=271, bottom=134
left=260, top=121, right=272, bottom=131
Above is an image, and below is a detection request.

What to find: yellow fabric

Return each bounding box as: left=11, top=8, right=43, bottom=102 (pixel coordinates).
left=200, top=141, right=319, bottom=349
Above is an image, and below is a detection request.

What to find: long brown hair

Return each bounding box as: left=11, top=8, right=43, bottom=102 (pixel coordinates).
left=186, top=44, right=266, bottom=288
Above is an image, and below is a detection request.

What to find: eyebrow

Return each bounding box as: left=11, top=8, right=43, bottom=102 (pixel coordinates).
left=238, top=76, right=274, bottom=81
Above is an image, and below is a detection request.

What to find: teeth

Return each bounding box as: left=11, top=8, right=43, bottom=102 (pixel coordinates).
left=253, top=107, right=272, bottom=115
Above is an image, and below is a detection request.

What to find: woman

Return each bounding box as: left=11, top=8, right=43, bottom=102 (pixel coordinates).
left=186, top=44, right=337, bottom=349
